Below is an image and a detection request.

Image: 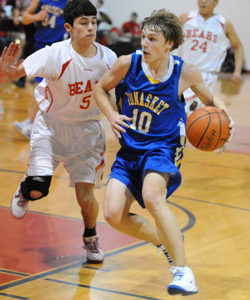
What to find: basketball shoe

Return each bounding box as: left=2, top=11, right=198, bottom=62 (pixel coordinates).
left=185, top=99, right=204, bottom=118
left=11, top=185, right=29, bottom=218
left=14, top=118, right=33, bottom=139
left=167, top=266, right=198, bottom=296
left=83, top=235, right=104, bottom=263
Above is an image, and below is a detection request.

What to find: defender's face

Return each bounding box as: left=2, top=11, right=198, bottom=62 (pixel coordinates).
left=141, top=27, right=172, bottom=63
left=69, top=15, right=97, bottom=45
left=198, top=0, right=218, bottom=16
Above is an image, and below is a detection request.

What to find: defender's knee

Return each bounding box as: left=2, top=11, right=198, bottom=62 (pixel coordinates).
left=21, top=176, right=52, bottom=201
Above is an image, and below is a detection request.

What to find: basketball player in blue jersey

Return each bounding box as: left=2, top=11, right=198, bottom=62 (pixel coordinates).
left=94, top=9, right=234, bottom=296
left=13, top=0, right=68, bottom=138
left=23, top=0, right=68, bottom=52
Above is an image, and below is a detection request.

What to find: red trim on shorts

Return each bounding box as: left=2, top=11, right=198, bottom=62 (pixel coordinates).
left=185, top=95, right=197, bottom=102
left=95, top=145, right=106, bottom=171
left=37, top=86, right=54, bottom=113
left=95, top=159, right=105, bottom=171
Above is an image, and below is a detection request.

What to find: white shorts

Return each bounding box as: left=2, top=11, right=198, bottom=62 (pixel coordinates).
left=27, top=111, right=106, bottom=187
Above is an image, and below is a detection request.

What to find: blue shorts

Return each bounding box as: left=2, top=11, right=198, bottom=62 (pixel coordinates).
left=109, top=146, right=183, bottom=208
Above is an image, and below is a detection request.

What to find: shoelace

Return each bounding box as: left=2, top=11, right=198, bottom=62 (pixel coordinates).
left=170, top=267, right=184, bottom=281
left=84, top=239, right=100, bottom=253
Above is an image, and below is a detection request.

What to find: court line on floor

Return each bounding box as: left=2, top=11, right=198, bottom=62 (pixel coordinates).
left=0, top=243, right=162, bottom=300
left=0, top=201, right=195, bottom=299
left=44, top=277, right=162, bottom=300
left=0, top=293, right=28, bottom=300
left=0, top=243, right=146, bottom=291
left=172, top=195, right=250, bottom=212
left=0, top=270, right=29, bottom=277
left=0, top=199, right=195, bottom=293
left=183, top=159, right=250, bottom=171
left=168, top=200, right=196, bottom=232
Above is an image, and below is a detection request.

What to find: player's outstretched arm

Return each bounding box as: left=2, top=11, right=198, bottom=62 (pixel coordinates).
left=94, top=55, right=132, bottom=139
left=0, top=43, right=25, bottom=84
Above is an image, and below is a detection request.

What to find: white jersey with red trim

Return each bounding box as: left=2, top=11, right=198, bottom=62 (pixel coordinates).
left=23, top=39, right=117, bottom=123
left=179, top=11, right=230, bottom=73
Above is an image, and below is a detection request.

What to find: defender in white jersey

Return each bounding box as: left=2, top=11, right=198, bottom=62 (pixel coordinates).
left=0, top=0, right=117, bottom=263
left=178, top=0, right=243, bottom=116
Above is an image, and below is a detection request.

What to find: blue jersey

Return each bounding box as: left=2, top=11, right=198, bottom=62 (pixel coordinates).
left=115, top=50, right=186, bottom=151
left=110, top=51, right=187, bottom=207
left=34, top=0, right=68, bottom=48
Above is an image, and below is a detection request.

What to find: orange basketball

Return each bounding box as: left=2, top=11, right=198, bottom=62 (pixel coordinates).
left=186, top=106, right=231, bottom=151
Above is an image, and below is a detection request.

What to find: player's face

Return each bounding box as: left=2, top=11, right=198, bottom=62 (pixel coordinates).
left=198, top=0, right=218, bottom=17
left=141, top=27, right=172, bottom=64
left=70, top=15, right=97, bottom=45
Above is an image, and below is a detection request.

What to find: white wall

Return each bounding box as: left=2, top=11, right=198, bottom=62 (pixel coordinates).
left=99, top=0, right=249, bottom=70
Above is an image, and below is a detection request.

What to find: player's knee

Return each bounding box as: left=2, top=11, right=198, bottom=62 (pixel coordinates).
left=104, top=208, right=115, bottom=225
left=104, top=211, right=114, bottom=226
left=21, top=176, right=52, bottom=201
left=142, top=190, right=155, bottom=207
left=78, top=193, right=95, bottom=210
left=143, top=192, right=162, bottom=214
left=104, top=209, right=122, bottom=228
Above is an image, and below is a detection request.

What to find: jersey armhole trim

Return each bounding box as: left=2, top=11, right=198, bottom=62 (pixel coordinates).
left=57, top=59, right=72, bottom=80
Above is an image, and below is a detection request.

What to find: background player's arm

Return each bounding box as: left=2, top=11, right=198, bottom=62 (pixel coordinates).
left=94, top=55, right=132, bottom=138
left=22, top=0, right=48, bottom=25
left=225, top=20, right=244, bottom=84
left=178, top=13, right=188, bottom=25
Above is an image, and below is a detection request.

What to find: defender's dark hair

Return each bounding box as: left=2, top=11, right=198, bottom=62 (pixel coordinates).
left=64, top=0, right=97, bottom=26
left=141, top=9, right=184, bottom=50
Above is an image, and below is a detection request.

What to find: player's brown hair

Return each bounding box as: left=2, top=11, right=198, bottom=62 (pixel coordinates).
left=141, top=9, right=184, bottom=50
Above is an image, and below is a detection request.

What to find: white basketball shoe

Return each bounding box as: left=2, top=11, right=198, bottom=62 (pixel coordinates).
left=168, top=266, right=198, bottom=295
left=83, top=235, right=104, bottom=263
left=14, top=118, right=33, bottom=139
left=11, top=185, right=29, bottom=218
left=185, top=99, right=204, bottom=118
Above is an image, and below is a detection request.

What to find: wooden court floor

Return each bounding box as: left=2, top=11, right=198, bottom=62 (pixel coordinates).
left=0, top=74, right=249, bottom=300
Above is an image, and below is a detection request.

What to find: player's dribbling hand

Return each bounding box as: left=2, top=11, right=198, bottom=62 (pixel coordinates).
left=214, top=110, right=235, bottom=153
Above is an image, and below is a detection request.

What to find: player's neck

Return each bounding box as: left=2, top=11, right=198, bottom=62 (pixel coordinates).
left=72, top=42, right=97, bottom=57
left=146, top=55, right=170, bottom=79
left=199, top=11, right=215, bottom=20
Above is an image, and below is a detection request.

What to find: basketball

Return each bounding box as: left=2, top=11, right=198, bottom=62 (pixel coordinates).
left=186, top=106, right=231, bottom=151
